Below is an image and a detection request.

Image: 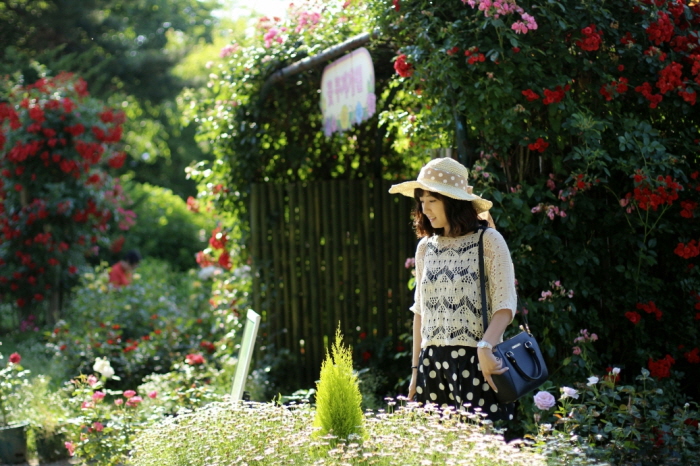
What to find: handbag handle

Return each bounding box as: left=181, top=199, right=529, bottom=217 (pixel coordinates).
left=477, top=226, right=532, bottom=340
left=503, top=342, right=545, bottom=381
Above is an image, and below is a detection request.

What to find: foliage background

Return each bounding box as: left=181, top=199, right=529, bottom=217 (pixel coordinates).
left=365, top=0, right=700, bottom=405
left=187, top=0, right=700, bottom=430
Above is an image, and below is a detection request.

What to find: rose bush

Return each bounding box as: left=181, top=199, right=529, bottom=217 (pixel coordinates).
left=369, top=0, right=700, bottom=434
left=0, top=72, right=135, bottom=322
left=64, top=371, right=154, bottom=466
left=44, top=259, right=242, bottom=390
left=0, top=351, right=29, bottom=426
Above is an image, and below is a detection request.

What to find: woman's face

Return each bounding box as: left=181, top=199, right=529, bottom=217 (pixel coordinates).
left=419, top=192, right=450, bottom=234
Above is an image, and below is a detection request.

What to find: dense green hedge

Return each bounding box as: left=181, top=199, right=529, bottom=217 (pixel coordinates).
left=119, top=182, right=214, bottom=271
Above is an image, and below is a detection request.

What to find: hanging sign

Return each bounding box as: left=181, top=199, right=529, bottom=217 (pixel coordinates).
left=320, top=47, right=376, bottom=136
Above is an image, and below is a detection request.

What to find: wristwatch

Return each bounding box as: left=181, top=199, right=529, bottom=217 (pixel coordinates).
left=476, top=340, right=493, bottom=350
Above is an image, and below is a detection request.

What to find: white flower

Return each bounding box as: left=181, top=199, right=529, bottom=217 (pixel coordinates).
left=560, top=386, right=579, bottom=400
left=611, top=367, right=620, bottom=375
left=198, top=266, right=222, bottom=281
left=587, top=376, right=599, bottom=386
left=93, top=357, right=115, bottom=379
left=533, top=391, right=556, bottom=410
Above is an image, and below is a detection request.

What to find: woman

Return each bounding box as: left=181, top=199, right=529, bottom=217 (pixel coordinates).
left=389, top=157, right=517, bottom=421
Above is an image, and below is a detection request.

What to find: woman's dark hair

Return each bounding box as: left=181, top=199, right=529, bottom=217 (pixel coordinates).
left=413, top=188, right=486, bottom=237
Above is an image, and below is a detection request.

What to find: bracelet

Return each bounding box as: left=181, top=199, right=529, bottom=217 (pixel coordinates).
left=411, top=366, right=419, bottom=369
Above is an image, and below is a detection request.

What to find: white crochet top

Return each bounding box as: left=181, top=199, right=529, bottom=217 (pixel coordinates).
left=411, top=228, right=517, bottom=348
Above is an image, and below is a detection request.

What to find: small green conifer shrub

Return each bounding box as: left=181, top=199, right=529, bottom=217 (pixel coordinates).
left=313, top=326, right=364, bottom=444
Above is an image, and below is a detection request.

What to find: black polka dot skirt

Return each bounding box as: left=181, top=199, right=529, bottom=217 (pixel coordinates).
left=414, top=345, right=514, bottom=422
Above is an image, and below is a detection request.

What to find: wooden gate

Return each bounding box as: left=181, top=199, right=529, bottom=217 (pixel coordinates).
left=250, top=179, right=416, bottom=387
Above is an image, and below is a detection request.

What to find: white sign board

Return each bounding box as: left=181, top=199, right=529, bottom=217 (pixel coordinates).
left=320, top=47, right=376, bottom=136
left=230, top=309, right=261, bottom=401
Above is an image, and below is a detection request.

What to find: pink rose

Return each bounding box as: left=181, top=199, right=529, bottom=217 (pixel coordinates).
left=148, top=391, right=158, bottom=399
left=533, top=391, right=556, bottom=410
left=87, top=375, right=98, bottom=387
left=123, top=390, right=136, bottom=398
left=572, top=346, right=582, bottom=355
left=93, top=421, right=104, bottom=432
left=126, top=396, right=143, bottom=407
left=114, top=399, right=123, bottom=406
left=65, top=442, right=75, bottom=456
left=92, top=391, right=105, bottom=402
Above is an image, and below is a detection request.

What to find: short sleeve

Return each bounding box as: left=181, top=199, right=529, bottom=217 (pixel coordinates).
left=410, top=237, right=428, bottom=315
left=483, top=229, right=517, bottom=321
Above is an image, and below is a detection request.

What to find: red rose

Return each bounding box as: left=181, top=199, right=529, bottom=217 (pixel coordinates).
left=394, top=54, right=413, bottom=78
left=624, top=311, right=641, bottom=324
left=186, top=353, right=205, bottom=365
left=9, top=352, right=21, bottom=364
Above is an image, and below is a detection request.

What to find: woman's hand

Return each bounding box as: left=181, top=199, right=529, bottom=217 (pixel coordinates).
left=477, top=348, right=508, bottom=393
left=408, top=371, right=418, bottom=400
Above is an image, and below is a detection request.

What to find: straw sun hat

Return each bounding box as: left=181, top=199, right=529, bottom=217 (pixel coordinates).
left=388, top=157, right=493, bottom=214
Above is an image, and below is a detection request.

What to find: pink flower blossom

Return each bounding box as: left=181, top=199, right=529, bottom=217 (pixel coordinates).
left=533, top=390, right=556, bottom=410
left=92, top=391, right=105, bottom=402
left=81, top=401, right=94, bottom=409
left=511, top=21, right=528, bottom=34
left=65, top=442, right=75, bottom=456
left=148, top=391, right=158, bottom=399
left=87, top=375, right=98, bottom=387
left=93, top=421, right=104, bottom=432
left=114, top=399, right=124, bottom=406
left=126, top=396, right=143, bottom=407
left=219, top=44, right=239, bottom=58
left=572, top=346, right=582, bottom=355
left=123, top=390, right=136, bottom=398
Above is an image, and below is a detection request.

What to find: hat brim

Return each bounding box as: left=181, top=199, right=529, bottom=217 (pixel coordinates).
left=389, top=180, right=493, bottom=214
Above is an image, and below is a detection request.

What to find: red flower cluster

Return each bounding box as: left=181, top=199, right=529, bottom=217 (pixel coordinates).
left=527, top=137, right=549, bottom=153
left=646, top=11, right=674, bottom=45
left=394, top=54, right=413, bottom=78
left=599, top=77, right=629, bottom=101
left=446, top=46, right=460, bottom=56
left=575, top=24, right=602, bottom=51
left=218, top=251, right=232, bottom=270
left=0, top=73, right=133, bottom=308
left=625, top=173, right=682, bottom=210
left=393, top=0, right=399, bottom=12
left=674, top=240, right=699, bottom=259
left=196, top=250, right=214, bottom=267
left=542, top=84, right=570, bottom=105
left=634, top=82, right=663, bottom=108
left=656, top=62, right=683, bottom=94
left=185, top=353, right=205, bottom=365
left=620, top=31, right=636, bottom=46
left=186, top=196, right=200, bottom=213
left=685, top=347, right=700, bottom=364
left=464, top=47, right=486, bottom=65
left=522, top=89, right=540, bottom=102
left=678, top=88, right=697, bottom=105
left=636, top=301, right=663, bottom=320
left=573, top=173, right=591, bottom=190
left=648, top=354, right=675, bottom=379
left=200, top=340, right=216, bottom=353
left=209, top=227, right=228, bottom=250
left=624, top=310, right=641, bottom=324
